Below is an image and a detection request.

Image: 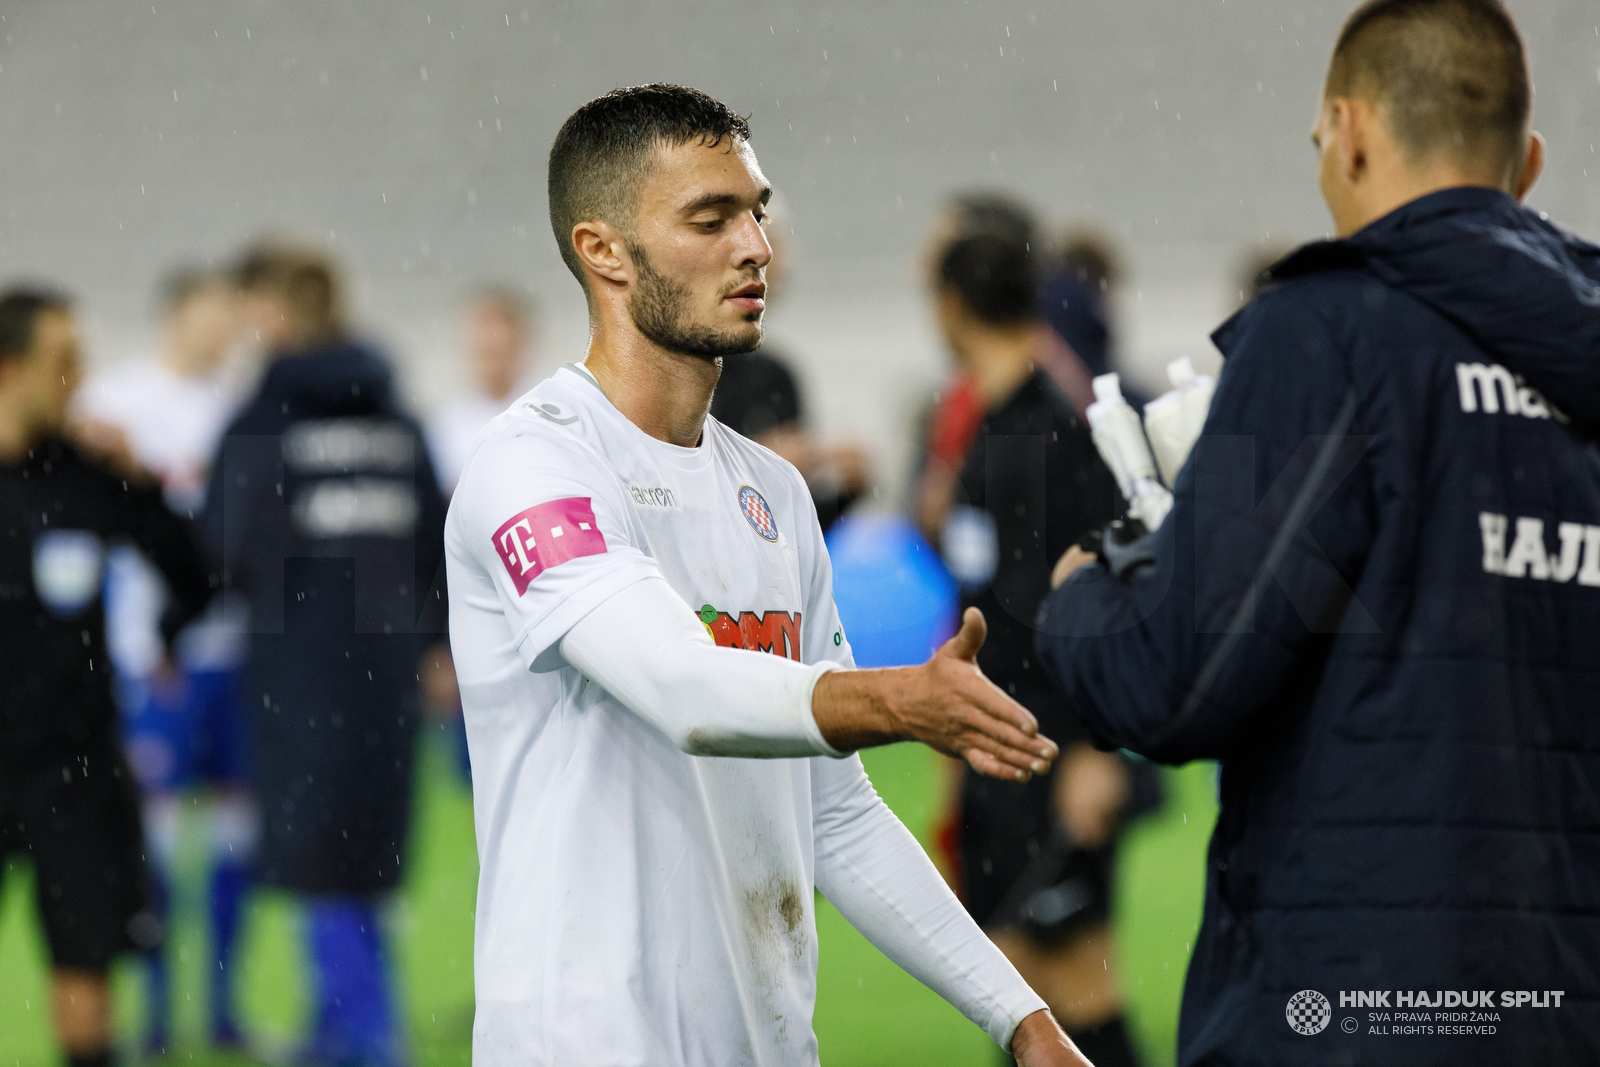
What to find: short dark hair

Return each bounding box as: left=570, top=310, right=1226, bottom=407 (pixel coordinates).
left=947, top=193, right=1036, bottom=250
left=160, top=265, right=228, bottom=316
left=1057, top=230, right=1121, bottom=292
left=0, top=287, right=71, bottom=366
left=548, top=85, right=750, bottom=287
left=233, top=240, right=344, bottom=339
left=1327, top=0, right=1530, bottom=177
left=939, top=230, right=1038, bottom=328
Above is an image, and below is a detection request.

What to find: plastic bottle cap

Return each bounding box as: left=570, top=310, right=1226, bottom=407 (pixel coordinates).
left=1091, top=373, right=1123, bottom=404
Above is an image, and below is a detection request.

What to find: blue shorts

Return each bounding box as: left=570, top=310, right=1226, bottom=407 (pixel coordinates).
left=119, top=667, right=250, bottom=793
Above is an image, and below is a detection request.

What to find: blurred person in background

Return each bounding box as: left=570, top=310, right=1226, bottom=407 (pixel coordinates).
left=709, top=194, right=870, bottom=532
left=0, top=288, right=213, bottom=1067
left=205, top=242, right=448, bottom=1067
left=426, top=286, right=537, bottom=498
left=1041, top=231, right=1118, bottom=383
left=1038, top=1, right=1600, bottom=1063
left=931, top=229, right=1143, bottom=1067
left=74, top=266, right=255, bottom=1053
left=1040, top=230, right=1147, bottom=410
left=913, top=195, right=1096, bottom=546
left=421, top=286, right=537, bottom=768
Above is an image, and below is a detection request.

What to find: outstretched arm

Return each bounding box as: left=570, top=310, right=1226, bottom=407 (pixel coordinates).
left=558, top=578, right=1058, bottom=779
left=810, top=607, right=1059, bottom=781
left=1035, top=295, right=1377, bottom=764
left=809, top=754, right=1091, bottom=1064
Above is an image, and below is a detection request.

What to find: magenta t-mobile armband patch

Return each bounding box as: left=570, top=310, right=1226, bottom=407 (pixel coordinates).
left=492, top=497, right=608, bottom=595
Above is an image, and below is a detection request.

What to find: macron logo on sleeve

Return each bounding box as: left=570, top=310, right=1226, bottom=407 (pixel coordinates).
left=492, top=497, right=608, bottom=596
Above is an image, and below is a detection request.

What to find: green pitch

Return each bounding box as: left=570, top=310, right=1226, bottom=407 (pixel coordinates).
left=0, top=735, right=1215, bottom=1067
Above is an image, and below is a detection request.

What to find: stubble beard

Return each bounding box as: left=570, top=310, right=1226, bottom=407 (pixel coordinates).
left=627, top=242, right=763, bottom=361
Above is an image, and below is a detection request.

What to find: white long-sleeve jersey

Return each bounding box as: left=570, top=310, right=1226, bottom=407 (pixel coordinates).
left=445, top=362, right=1045, bottom=1066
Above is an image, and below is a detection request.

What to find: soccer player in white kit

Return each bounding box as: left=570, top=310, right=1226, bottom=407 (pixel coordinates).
left=445, top=85, right=1093, bottom=1067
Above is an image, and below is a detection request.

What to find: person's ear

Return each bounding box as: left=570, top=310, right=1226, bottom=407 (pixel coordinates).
left=1514, top=131, right=1546, bottom=201
left=571, top=221, right=632, bottom=289
left=1335, top=98, right=1372, bottom=184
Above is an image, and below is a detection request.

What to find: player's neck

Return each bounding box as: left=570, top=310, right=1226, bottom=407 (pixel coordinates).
left=583, top=328, right=721, bottom=449
left=963, top=327, right=1036, bottom=409
left=1335, top=158, right=1512, bottom=238
left=480, top=372, right=519, bottom=404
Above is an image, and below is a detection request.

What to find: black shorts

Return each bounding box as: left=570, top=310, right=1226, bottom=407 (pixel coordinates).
left=960, top=767, right=1114, bottom=934
left=0, top=749, right=158, bottom=970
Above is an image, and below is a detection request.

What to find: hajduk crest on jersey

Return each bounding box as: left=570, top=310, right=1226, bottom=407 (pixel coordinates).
left=738, top=485, right=779, bottom=543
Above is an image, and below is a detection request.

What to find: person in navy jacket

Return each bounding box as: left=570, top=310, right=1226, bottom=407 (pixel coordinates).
left=1036, top=2, right=1600, bottom=1064
left=204, top=243, right=447, bottom=1067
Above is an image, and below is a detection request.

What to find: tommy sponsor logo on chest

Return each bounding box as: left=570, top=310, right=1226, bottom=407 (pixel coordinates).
left=696, top=603, right=802, bottom=661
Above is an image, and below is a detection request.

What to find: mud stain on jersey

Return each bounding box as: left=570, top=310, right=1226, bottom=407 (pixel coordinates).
left=741, top=875, right=808, bottom=961
left=740, top=876, right=808, bottom=998
left=683, top=727, right=737, bottom=757
left=739, top=873, right=810, bottom=1044
left=777, top=882, right=804, bottom=936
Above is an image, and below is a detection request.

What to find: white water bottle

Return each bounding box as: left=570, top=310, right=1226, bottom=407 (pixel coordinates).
left=1142, top=356, right=1217, bottom=488
left=1085, top=373, right=1172, bottom=531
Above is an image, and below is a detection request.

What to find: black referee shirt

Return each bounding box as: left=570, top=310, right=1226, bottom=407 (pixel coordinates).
left=955, top=368, right=1120, bottom=740
left=0, top=438, right=211, bottom=772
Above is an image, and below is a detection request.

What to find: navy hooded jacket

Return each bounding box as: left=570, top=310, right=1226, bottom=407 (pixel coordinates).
left=1036, top=188, right=1600, bottom=1066
left=204, top=340, right=447, bottom=894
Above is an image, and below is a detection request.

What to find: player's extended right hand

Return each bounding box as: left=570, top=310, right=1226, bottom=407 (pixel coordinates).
left=908, top=607, right=1059, bottom=781
left=812, top=607, right=1059, bottom=781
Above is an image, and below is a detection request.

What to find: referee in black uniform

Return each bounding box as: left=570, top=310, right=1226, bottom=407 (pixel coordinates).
left=932, top=228, right=1145, bottom=1067
left=0, top=289, right=212, bottom=1066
